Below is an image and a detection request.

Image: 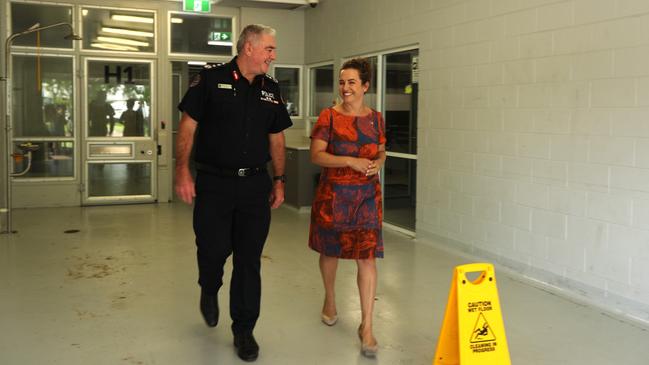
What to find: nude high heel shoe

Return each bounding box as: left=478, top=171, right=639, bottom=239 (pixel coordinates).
left=358, top=324, right=378, bottom=357
left=321, top=313, right=338, bottom=326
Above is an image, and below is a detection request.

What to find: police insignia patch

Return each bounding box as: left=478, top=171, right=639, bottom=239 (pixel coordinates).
left=189, top=74, right=201, bottom=87
left=260, top=90, right=279, bottom=104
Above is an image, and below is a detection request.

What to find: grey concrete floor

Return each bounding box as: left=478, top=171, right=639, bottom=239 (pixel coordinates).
left=1, top=203, right=648, bottom=365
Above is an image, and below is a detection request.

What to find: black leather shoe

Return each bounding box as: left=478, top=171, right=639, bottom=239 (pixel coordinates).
left=199, top=292, right=218, bottom=327
left=233, top=332, right=259, bottom=362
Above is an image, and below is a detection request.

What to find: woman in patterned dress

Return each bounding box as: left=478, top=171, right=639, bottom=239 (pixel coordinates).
left=308, top=58, right=386, bottom=357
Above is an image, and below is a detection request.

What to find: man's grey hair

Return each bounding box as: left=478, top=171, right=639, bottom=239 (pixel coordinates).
left=236, top=24, right=276, bottom=54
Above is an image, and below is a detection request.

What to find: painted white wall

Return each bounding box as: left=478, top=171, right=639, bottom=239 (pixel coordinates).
left=241, top=7, right=305, bottom=65
left=306, top=0, right=649, bottom=325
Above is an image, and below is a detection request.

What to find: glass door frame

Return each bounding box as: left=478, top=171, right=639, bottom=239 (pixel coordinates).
left=81, top=56, right=157, bottom=205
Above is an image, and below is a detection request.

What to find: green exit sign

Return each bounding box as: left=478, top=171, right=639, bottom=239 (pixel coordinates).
left=183, top=0, right=211, bottom=12
left=210, top=32, right=231, bottom=41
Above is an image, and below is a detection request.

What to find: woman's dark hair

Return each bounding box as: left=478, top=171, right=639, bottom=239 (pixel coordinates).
left=341, top=58, right=371, bottom=85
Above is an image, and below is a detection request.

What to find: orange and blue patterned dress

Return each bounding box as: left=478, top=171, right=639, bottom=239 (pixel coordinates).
left=308, top=108, right=386, bottom=259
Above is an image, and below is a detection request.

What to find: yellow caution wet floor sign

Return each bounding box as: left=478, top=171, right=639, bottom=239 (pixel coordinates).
left=433, top=263, right=511, bottom=365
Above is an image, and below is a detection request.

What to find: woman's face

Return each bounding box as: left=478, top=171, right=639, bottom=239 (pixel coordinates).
left=339, top=68, right=369, bottom=104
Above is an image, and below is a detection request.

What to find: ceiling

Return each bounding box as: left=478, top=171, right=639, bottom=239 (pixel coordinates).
left=205, top=0, right=315, bottom=10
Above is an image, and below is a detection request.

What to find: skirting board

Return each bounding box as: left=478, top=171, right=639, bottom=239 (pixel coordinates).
left=417, top=228, right=649, bottom=331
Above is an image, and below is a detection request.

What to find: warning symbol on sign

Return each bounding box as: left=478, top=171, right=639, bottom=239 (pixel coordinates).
left=470, top=312, right=496, bottom=343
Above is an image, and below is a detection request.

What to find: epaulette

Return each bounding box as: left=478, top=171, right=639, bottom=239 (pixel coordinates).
left=264, top=74, right=278, bottom=83
left=203, top=62, right=225, bottom=70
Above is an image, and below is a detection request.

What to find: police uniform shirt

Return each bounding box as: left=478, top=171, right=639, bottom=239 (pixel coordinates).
left=178, top=57, right=293, bottom=169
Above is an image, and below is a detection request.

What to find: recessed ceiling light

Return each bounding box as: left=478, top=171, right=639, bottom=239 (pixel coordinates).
left=91, top=42, right=138, bottom=51
left=101, top=27, right=154, bottom=38
left=207, top=41, right=233, bottom=46
left=111, top=14, right=154, bottom=24
left=97, top=36, right=149, bottom=47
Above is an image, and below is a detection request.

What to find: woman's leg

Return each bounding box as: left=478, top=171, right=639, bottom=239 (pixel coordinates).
left=356, top=258, right=377, bottom=346
left=320, top=254, right=338, bottom=318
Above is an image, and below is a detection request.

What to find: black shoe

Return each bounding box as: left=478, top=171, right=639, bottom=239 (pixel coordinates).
left=233, top=332, right=259, bottom=362
left=199, top=292, right=218, bottom=327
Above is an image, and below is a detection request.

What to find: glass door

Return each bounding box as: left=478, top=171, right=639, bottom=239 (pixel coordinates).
left=82, top=58, right=156, bottom=204
left=382, top=49, right=419, bottom=231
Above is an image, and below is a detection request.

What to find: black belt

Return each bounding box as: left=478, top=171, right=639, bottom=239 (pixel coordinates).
left=196, top=163, right=267, bottom=177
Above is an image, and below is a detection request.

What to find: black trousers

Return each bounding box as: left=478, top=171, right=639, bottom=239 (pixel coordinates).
left=193, top=171, right=272, bottom=335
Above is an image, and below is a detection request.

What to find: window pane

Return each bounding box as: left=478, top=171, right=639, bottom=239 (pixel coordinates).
left=12, top=141, right=74, bottom=178
left=364, top=56, right=378, bottom=109
left=170, top=14, right=233, bottom=55
left=384, top=50, right=418, bottom=154
left=309, top=64, right=333, bottom=116
left=12, top=55, right=74, bottom=137
left=87, top=61, right=151, bottom=137
left=82, top=7, right=155, bottom=53
left=276, top=67, right=300, bottom=117
left=11, top=3, right=73, bottom=48
left=88, top=163, right=151, bottom=197
left=383, top=157, right=416, bottom=231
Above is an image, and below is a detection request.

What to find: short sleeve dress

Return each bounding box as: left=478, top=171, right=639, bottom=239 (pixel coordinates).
left=308, top=108, right=386, bottom=259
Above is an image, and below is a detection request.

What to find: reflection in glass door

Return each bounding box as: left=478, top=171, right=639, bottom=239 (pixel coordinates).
left=382, top=49, right=418, bottom=231
left=11, top=54, right=75, bottom=179
left=83, top=58, right=156, bottom=204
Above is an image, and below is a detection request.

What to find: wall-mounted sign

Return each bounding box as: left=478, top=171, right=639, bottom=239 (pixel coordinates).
left=207, top=31, right=233, bottom=46
left=411, top=55, right=419, bottom=84
left=209, top=32, right=231, bottom=42
left=183, top=0, right=211, bottom=13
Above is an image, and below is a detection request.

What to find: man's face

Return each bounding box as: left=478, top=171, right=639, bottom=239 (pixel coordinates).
left=247, top=33, right=276, bottom=75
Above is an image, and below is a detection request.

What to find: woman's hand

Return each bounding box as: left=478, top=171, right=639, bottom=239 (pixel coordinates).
left=348, top=157, right=377, bottom=176
left=365, top=159, right=382, bottom=176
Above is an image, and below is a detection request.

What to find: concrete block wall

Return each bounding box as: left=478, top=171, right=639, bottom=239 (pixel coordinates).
left=306, top=0, right=649, bottom=324
left=423, top=0, right=649, bottom=323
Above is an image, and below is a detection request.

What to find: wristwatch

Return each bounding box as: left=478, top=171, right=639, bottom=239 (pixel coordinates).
left=273, top=174, right=286, bottom=183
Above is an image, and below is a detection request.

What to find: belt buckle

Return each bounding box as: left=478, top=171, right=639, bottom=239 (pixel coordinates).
left=237, top=168, right=247, bottom=177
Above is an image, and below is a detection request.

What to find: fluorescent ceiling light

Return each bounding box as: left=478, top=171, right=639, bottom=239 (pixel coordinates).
left=111, top=14, right=154, bottom=24
left=187, top=61, right=207, bottom=66
left=171, top=18, right=184, bottom=24
left=207, top=41, right=233, bottom=46
left=97, top=36, right=149, bottom=47
left=102, top=27, right=154, bottom=38
left=91, top=43, right=138, bottom=51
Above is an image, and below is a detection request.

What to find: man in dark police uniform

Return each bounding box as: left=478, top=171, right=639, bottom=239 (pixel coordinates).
left=175, top=24, right=292, bottom=362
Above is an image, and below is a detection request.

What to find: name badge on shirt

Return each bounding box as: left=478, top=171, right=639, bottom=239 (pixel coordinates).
left=260, top=90, right=279, bottom=104
left=218, top=83, right=232, bottom=89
